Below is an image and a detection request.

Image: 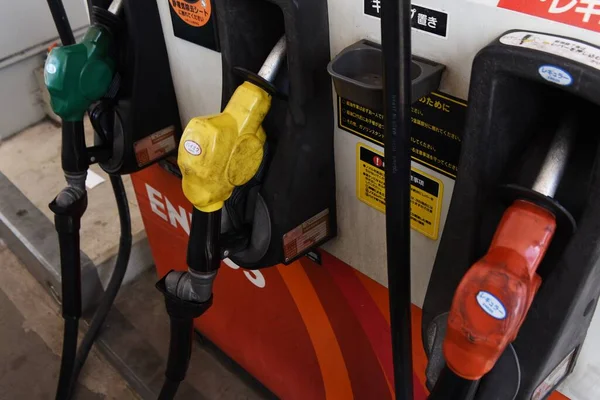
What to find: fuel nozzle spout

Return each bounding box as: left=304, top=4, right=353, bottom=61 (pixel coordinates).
left=532, top=111, right=577, bottom=198
left=107, top=0, right=124, bottom=15
left=433, top=111, right=577, bottom=396
left=257, top=36, right=287, bottom=83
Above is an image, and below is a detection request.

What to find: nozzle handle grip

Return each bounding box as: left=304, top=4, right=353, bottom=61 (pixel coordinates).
left=61, top=121, right=88, bottom=174
left=187, top=208, right=222, bottom=274
left=443, top=200, right=556, bottom=380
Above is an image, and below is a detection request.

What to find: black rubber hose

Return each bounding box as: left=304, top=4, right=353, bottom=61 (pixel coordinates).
left=428, top=366, right=479, bottom=400
left=159, top=317, right=195, bottom=400
left=46, top=0, right=76, bottom=46
left=55, top=318, right=79, bottom=400
left=381, top=0, right=414, bottom=399
left=159, top=378, right=182, bottom=400
left=52, top=195, right=86, bottom=400
left=66, top=175, right=132, bottom=399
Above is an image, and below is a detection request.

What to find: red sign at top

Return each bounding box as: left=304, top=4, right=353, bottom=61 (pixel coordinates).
left=499, top=0, right=600, bottom=33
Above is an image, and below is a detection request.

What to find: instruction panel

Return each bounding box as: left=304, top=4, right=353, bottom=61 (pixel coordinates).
left=339, top=91, right=466, bottom=179
left=357, top=144, right=444, bottom=240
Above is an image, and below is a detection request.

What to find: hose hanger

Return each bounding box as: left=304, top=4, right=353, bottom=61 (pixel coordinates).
left=429, top=112, right=577, bottom=399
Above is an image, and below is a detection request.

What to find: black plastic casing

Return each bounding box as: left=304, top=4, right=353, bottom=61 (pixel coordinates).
left=327, top=39, right=445, bottom=111
left=214, top=0, right=337, bottom=269
left=92, top=0, right=182, bottom=175
left=422, top=30, right=600, bottom=399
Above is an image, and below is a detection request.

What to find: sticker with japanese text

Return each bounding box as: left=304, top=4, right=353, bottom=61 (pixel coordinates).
left=356, top=144, right=444, bottom=240
left=168, top=0, right=220, bottom=51
left=170, top=0, right=211, bottom=27
left=364, top=2, right=448, bottom=38
left=499, top=0, right=600, bottom=33
left=338, top=92, right=466, bottom=179
left=500, top=31, right=600, bottom=71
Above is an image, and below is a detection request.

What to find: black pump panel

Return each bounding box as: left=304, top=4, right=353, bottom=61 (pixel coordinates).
left=422, top=30, right=600, bottom=399
left=214, top=0, right=337, bottom=269
left=91, top=0, right=182, bottom=175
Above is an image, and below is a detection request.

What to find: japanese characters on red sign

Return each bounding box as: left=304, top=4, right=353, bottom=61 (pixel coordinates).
left=498, top=0, right=600, bottom=33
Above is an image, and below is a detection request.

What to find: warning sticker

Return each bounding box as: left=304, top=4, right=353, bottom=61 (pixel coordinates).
left=532, top=348, right=577, bottom=400
left=498, top=0, right=600, bottom=34
left=357, top=144, right=444, bottom=240
left=339, top=92, right=466, bottom=179
left=283, top=209, right=330, bottom=262
left=168, top=0, right=220, bottom=52
left=169, top=0, right=211, bottom=27
left=134, top=126, right=177, bottom=167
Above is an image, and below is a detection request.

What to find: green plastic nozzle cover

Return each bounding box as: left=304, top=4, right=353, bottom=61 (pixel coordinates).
left=44, top=25, right=116, bottom=122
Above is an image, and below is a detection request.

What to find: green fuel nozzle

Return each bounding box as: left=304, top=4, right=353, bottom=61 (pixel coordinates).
left=44, top=1, right=123, bottom=122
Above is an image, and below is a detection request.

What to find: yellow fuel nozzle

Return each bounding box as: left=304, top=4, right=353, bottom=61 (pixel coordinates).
left=178, top=37, right=287, bottom=212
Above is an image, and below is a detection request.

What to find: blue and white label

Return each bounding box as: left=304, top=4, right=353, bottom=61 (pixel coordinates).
left=476, top=291, right=507, bottom=320
left=45, top=63, right=57, bottom=74
left=538, top=65, right=573, bottom=86
left=183, top=140, right=201, bottom=156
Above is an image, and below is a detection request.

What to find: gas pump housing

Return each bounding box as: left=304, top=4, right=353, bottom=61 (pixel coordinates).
left=91, top=0, right=182, bottom=175
left=423, top=30, right=600, bottom=399
left=212, top=0, right=337, bottom=269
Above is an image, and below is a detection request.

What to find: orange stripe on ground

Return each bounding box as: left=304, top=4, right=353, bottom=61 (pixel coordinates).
left=278, top=262, right=354, bottom=400
left=354, top=269, right=391, bottom=325
left=353, top=269, right=430, bottom=398
left=324, top=257, right=395, bottom=396
left=301, top=258, right=392, bottom=399
left=549, top=392, right=570, bottom=400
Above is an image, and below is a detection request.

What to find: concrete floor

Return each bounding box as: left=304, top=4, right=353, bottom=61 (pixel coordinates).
left=0, top=235, right=270, bottom=400
left=0, top=119, right=145, bottom=266
left=0, top=238, right=137, bottom=399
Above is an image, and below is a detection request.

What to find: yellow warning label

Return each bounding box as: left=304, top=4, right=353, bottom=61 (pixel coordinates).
left=356, top=143, right=444, bottom=240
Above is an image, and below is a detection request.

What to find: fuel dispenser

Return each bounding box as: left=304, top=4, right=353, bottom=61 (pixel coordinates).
left=211, top=0, right=337, bottom=269
left=43, top=0, right=179, bottom=398
left=154, top=0, right=338, bottom=392
left=156, top=37, right=288, bottom=398
left=423, top=31, right=600, bottom=399
left=37, top=0, right=600, bottom=398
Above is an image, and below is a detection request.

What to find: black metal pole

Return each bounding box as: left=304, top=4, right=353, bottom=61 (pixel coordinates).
left=46, top=0, right=76, bottom=46
left=381, top=0, right=414, bottom=399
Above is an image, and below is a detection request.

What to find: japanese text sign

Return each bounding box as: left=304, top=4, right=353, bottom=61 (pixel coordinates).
left=365, top=2, right=448, bottom=38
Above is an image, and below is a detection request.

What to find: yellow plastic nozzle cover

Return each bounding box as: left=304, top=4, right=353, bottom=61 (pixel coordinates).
left=178, top=82, right=270, bottom=212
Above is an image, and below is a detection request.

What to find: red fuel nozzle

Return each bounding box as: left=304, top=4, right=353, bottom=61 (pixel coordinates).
left=443, top=199, right=556, bottom=380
